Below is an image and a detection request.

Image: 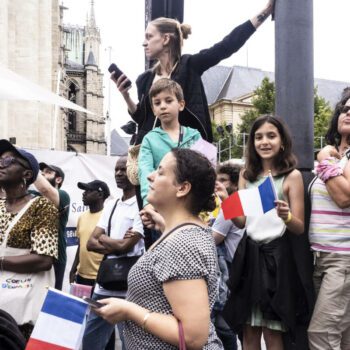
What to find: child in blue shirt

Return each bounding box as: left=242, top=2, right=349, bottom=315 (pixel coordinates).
left=138, top=78, right=201, bottom=208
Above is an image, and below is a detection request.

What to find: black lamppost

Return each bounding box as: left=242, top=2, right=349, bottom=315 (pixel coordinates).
left=275, top=0, right=314, bottom=172
left=275, top=2, right=315, bottom=348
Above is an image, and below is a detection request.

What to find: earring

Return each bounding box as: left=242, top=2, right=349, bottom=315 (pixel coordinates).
left=21, top=178, right=27, bottom=189
left=280, top=145, right=285, bottom=152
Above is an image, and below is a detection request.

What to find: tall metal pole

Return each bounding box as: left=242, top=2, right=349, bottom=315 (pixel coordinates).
left=275, top=0, right=314, bottom=171
left=275, top=3, right=315, bottom=349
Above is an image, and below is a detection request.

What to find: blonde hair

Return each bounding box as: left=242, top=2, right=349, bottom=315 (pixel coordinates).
left=149, top=17, right=191, bottom=74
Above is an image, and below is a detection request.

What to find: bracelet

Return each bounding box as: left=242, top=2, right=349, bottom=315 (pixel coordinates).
left=142, top=311, right=153, bottom=331
left=284, top=211, right=292, bottom=224
left=0, top=256, right=4, bottom=272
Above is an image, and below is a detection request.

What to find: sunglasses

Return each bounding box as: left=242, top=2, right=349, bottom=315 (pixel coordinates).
left=0, top=156, right=29, bottom=169
left=340, top=105, right=350, bottom=114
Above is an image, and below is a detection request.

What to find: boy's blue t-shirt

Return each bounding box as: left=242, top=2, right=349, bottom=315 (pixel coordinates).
left=138, top=126, right=201, bottom=207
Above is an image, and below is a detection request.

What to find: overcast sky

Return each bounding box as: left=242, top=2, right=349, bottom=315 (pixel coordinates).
left=62, top=0, right=350, bottom=133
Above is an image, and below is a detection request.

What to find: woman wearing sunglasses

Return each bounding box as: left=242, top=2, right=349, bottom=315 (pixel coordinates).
left=0, top=139, right=58, bottom=341
left=308, top=90, right=350, bottom=349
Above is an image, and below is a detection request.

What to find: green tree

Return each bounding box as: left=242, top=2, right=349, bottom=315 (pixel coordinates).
left=215, top=77, right=332, bottom=161
left=232, top=78, right=275, bottom=159
left=314, top=88, right=332, bottom=150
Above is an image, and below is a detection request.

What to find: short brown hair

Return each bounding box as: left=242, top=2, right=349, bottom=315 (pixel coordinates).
left=149, top=78, right=184, bottom=105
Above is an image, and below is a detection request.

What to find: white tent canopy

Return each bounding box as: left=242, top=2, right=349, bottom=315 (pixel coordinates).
left=0, top=64, right=94, bottom=114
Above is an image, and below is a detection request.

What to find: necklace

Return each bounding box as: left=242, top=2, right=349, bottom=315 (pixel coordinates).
left=4, top=192, right=30, bottom=201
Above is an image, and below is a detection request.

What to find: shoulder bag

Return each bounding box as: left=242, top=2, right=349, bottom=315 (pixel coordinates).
left=96, top=199, right=140, bottom=291
left=0, top=197, right=55, bottom=325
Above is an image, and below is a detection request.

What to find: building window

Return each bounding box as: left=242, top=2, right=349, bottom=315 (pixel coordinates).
left=68, top=83, right=77, bottom=132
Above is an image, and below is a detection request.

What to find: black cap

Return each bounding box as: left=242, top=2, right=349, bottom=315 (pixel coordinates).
left=0, top=139, right=39, bottom=185
left=77, top=180, right=110, bottom=199
left=39, top=162, right=65, bottom=182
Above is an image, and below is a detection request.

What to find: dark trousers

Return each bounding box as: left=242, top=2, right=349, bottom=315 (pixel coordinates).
left=212, top=310, right=237, bottom=350
left=75, top=274, right=95, bottom=287
left=54, top=261, right=66, bottom=290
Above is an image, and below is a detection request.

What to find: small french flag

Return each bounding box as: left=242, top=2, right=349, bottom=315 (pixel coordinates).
left=26, top=288, right=88, bottom=350
left=221, top=175, right=277, bottom=220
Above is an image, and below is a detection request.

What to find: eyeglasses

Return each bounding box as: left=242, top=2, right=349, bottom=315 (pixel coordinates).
left=0, top=156, right=29, bottom=169
left=340, top=105, right=350, bottom=114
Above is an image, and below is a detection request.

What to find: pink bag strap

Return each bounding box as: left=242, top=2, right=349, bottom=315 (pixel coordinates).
left=178, top=320, right=186, bottom=350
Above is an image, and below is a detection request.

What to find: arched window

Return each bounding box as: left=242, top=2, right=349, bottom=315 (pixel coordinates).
left=68, top=83, right=77, bottom=132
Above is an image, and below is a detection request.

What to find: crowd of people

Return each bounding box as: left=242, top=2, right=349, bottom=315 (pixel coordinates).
left=1, top=0, right=350, bottom=349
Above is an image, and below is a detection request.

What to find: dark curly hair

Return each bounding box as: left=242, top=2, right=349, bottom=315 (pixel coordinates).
left=244, top=115, right=297, bottom=182
left=217, top=163, right=241, bottom=186
left=325, top=88, right=350, bottom=147
left=171, top=148, right=216, bottom=215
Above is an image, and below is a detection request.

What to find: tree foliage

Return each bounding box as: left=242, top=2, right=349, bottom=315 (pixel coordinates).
left=214, top=77, right=333, bottom=161
left=314, top=89, right=332, bottom=150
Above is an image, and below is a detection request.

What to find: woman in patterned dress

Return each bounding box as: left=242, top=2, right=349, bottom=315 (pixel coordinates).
left=0, top=139, right=58, bottom=340
left=95, top=148, right=223, bottom=349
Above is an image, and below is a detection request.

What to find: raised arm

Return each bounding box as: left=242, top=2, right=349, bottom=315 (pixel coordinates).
left=34, top=173, right=60, bottom=208
left=189, top=0, right=274, bottom=74
left=250, top=0, right=275, bottom=29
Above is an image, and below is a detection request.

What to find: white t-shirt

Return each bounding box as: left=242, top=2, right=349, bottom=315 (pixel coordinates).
left=212, top=209, right=244, bottom=262
left=94, top=195, right=144, bottom=296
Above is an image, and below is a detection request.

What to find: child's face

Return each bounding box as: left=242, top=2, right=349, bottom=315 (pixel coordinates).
left=254, top=122, right=282, bottom=161
left=151, top=90, right=185, bottom=124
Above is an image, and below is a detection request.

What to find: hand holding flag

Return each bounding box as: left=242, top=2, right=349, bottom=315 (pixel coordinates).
left=26, top=288, right=89, bottom=350
left=221, top=175, right=277, bottom=220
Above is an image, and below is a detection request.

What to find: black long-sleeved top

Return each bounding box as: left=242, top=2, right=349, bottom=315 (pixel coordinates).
left=130, top=20, right=256, bottom=145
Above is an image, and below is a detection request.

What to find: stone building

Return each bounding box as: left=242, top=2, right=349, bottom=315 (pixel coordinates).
left=202, top=65, right=350, bottom=129
left=63, top=0, right=105, bottom=154
left=0, top=0, right=64, bottom=149
left=0, top=0, right=105, bottom=154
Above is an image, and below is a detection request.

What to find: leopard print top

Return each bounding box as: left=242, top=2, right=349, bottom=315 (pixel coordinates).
left=0, top=196, right=58, bottom=258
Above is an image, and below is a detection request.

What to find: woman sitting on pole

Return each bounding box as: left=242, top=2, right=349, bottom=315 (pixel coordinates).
left=113, top=0, right=275, bottom=144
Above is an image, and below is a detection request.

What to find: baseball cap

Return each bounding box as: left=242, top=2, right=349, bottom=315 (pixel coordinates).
left=77, top=180, right=110, bottom=199
left=0, top=139, right=39, bottom=185
left=39, top=162, right=65, bottom=182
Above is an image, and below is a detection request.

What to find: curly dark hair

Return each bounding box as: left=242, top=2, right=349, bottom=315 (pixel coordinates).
left=171, top=148, right=216, bottom=215
left=325, top=88, right=350, bottom=147
left=217, top=163, right=241, bottom=186
left=244, top=115, right=297, bottom=182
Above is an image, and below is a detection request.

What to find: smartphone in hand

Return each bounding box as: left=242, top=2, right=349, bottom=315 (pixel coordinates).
left=108, top=63, right=131, bottom=88
left=83, top=296, right=104, bottom=308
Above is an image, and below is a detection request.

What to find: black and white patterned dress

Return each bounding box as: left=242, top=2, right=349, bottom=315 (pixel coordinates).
left=124, top=226, right=223, bottom=349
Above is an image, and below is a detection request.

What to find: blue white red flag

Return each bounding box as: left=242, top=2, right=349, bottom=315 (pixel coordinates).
left=26, top=288, right=88, bottom=350
left=221, top=175, right=277, bottom=220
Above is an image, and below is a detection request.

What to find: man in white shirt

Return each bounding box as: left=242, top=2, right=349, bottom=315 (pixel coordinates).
left=82, top=156, right=144, bottom=350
